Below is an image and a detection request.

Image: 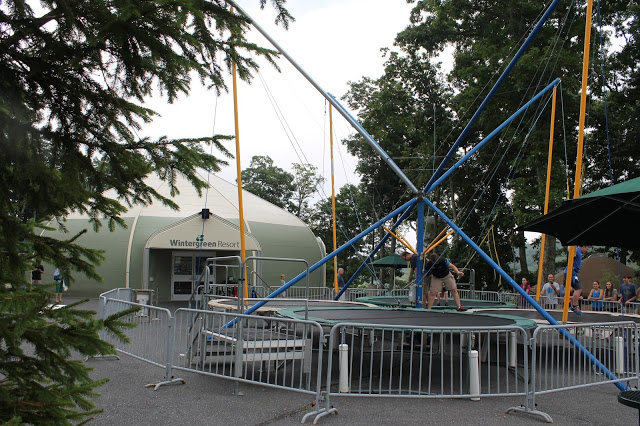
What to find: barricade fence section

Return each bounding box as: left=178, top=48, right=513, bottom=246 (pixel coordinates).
left=458, top=290, right=500, bottom=302
left=323, top=323, right=529, bottom=399
left=100, top=298, right=173, bottom=369
left=530, top=322, right=640, bottom=395
left=93, top=289, right=640, bottom=424
left=171, top=308, right=325, bottom=398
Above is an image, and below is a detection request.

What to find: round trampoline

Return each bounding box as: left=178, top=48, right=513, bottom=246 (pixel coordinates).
left=469, top=308, right=640, bottom=324
left=277, top=306, right=537, bottom=330
left=356, top=296, right=517, bottom=310
left=207, top=298, right=374, bottom=314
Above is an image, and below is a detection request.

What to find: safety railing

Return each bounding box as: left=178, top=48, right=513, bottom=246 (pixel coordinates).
left=458, top=289, right=500, bottom=301
left=171, top=308, right=324, bottom=399
left=530, top=322, right=639, bottom=393
left=94, top=288, right=640, bottom=424
left=309, top=322, right=529, bottom=423
left=506, top=321, right=640, bottom=422
left=97, top=297, right=186, bottom=390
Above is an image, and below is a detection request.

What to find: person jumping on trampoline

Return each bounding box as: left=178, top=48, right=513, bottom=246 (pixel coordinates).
left=424, top=252, right=466, bottom=311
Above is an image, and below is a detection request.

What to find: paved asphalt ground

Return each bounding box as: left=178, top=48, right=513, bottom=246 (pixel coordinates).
left=73, top=298, right=639, bottom=425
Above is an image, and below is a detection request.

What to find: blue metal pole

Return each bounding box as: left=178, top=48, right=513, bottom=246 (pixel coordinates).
left=334, top=202, right=417, bottom=300
left=415, top=198, right=425, bottom=308
left=227, top=0, right=418, bottom=194
left=223, top=198, right=418, bottom=326
left=421, top=198, right=627, bottom=391
left=328, top=94, right=419, bottom=193
left=424, top=0, right=563, bottom=192
left=426, top=79, right=561, bottom=194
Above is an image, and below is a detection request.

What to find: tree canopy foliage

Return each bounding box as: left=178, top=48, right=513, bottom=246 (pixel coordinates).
left=338, top=0, right=639, bottom=288
left=0, top=0, right=292, bottom=422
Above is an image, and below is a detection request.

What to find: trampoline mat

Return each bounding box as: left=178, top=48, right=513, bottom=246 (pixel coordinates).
left=357, top=296, right=515, bottom=309
left=208, top=298, right=371, bottom=312
left=278, top=307, right=534, bottom=328
left=478, top=309, right=640, bottom=324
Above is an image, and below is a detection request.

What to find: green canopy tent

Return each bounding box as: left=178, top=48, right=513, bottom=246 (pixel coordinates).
left=372, top=253, right=410, bottom=289
left=519, top=177, right=640, bottom=249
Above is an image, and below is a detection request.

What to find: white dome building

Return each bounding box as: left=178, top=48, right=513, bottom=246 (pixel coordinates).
left=44, top=173, right=326, bottom=300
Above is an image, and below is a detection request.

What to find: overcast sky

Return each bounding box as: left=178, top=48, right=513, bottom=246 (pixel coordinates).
left=143, top=0, right=416, bottom=200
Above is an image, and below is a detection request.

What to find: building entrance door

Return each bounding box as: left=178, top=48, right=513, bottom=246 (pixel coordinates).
left=171, top=251, right=215, bottom=300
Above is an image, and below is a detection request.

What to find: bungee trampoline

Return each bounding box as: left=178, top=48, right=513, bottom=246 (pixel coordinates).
left=207, top=298, right=374, bottom=314
left=469, top=308, right=640, bottom=325
left=276, top=306, right=534, bottom=368
left=355, top=296, right=517, bottom=310
left=276, top=306, right=537, bottom=330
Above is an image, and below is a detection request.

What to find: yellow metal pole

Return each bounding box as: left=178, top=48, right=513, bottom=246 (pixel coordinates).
left=422, top=226, right=450, bottom=255
left=424, top=230, right=454, bottom=255
left=536, top=86, right=557, bottom=302
left=330, top=105, right=339, bottom=295
left=465, top=226, right=493, bottom=266
left=231, top=36, right=248, bottom=302
left=562, top=0, right=593, bottom=322
left=384, top=227, right=416, bottom=254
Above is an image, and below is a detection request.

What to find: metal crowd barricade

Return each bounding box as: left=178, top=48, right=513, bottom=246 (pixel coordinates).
left=458, top=289, right=500, bottom=301
left=285, top=286, right=332, bottom=300
left=507, top=321, right=640, bottom=422
left=171, top=308, right=325, bottom=402
left=98, top=297, right=185, bottom=390
left=309, top=322, right=529, bottom=423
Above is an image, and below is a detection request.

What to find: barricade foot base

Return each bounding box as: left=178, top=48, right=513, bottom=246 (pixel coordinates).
left=85, top=354, right=120, bottom=361
left=145, top=377, right=186, bottom=391
left=301, top=406, right=337, bottom=425
left=505, top=405, right=553, bottom=423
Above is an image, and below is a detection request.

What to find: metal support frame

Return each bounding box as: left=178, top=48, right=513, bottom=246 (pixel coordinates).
left=334, top=203, right=416, bottom=301
left=422, top=197, right=627, bottom=391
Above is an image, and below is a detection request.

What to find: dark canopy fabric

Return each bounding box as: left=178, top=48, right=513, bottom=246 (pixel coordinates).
left=372, top=253, right=409, bottom=267
left=518, top=177, right=640, bottom=249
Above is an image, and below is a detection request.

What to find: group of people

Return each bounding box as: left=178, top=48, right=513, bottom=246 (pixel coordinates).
left=537, top=275, right=636, bottom=312
left=400, top=251, right=467, bottom=311
left=525, top=244, right=638, bottom=314
left=30, top=263, right=66, bottom=303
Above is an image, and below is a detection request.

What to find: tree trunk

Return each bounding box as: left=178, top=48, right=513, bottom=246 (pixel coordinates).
left=518, top=230, right=529, bottom=277
left=543, top=235, right=557, bottom=277
left=448, top=180, right=458, bottom=224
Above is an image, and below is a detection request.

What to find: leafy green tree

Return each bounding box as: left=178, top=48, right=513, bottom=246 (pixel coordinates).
left=310, top=183, right=381, bottom=287
left=342, top=48, right=455, bottom=263
left=393, top=0, right=636, bottom=287
left=594, top=0, right=640, bottom=264
left=0, top=0, right=292, bottom=422
left=289, top=163, right=324, bottom=223
left=240, top=155, right=295, bottom=209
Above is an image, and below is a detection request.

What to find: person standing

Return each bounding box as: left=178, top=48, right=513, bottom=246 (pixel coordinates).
left=280, top=274, right=287, bottom=298
left=618, top=275, right=638, bottom=313
left=401, top=251, right=430, bottom=306
left=436, top=287, right=449, bottom=306
left=425, top=253, right=466, bottom=311
left=337, top=267, right=346, bottom=301
left=400, top=251, right=418, bottom=277
left=541, top=274, right=561, bottom=309
left=587, top=281, right=604, bottom=311
left=603, top=281, right=618, bottom=312
left=564, top=245, right=589, bottom=315
left=520, top=277, right=532, bottom=308
left=31, top=263, right=44, bottom=285
left=53, top=268, right=64, bottom=303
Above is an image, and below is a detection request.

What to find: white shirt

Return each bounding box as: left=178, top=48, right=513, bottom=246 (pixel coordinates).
left=542, top=281, right=560, bottom=306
